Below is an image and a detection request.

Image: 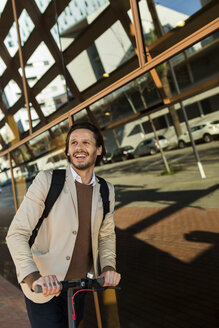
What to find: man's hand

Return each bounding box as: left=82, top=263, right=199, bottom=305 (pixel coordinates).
left=32, top=275, right=61, bottom=297
left=99, top=270, right=121, bottom=287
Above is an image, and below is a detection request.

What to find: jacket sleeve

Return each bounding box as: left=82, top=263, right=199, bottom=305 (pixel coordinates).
left=6, top=171, right=51, bottom=284
left=98, top=182, right=116, bottom=271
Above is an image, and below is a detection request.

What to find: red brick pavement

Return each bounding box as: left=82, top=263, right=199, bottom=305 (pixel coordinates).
left=113, top=207, right=219, bottom=328
left=114, top=207, right=219, bottom=264
left=1, top=207, right=219, bottom=327
left=0, top=275, right=30, bottom=328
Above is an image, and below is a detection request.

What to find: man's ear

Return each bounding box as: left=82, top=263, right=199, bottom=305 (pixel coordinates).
left=97, top=145, right=102, bottom=156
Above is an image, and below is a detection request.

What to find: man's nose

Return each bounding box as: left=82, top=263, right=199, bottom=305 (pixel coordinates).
left=75, top=142, right=84, bottom=150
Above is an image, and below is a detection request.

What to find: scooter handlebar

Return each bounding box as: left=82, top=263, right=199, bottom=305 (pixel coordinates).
left=34, top=277, right=106, bottom=293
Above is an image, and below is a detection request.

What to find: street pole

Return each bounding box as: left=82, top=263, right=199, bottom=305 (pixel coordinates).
left=148, top=115, right=171, bottom=174
left=168, top=62, right=206, bottom=179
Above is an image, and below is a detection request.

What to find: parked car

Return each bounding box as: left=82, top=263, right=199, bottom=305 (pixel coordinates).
left=133, top=136, right=169, bottom=158
left=178, top=121, right=219, bottom=148
left=98, top=152, right=112, bottom=166
left=0, top=178, right=12, bottom=187
left=111, top=146, right=134, bottom=162
left=44, top=152, right=67, bottom=170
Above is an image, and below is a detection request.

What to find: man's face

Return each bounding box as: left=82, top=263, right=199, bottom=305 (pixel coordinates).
left=67, top=129, right=102, bottom=171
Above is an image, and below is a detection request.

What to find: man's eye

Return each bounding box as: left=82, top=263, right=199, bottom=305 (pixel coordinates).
left=71, top=141, right=77, bottom=145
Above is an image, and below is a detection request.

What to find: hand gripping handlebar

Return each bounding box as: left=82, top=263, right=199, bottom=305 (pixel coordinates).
left=34, top=276, right=120, bottom=293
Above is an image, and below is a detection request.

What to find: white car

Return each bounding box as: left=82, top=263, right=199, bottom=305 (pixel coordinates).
left=178, top=120, right=219, bottom=148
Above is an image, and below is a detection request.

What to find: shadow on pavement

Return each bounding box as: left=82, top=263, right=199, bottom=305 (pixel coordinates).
left=115, top=184, right=219, bottom=211
left=115, top=227, right=219, bottom=328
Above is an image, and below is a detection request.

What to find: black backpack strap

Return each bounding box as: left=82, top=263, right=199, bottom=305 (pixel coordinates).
left=97, top=176, right=110, bottom=221
left=29, top=169, right=66, bottom=248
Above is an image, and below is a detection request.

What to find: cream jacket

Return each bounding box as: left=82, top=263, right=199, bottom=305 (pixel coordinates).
left=6, top=166, right=116, bottom=303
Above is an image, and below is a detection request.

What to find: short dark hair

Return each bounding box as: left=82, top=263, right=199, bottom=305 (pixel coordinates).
left=65, top=122, right=106, bottom=165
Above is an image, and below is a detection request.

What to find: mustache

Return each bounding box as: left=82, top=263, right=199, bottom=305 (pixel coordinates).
left=73, top=151, right=89, bottom=156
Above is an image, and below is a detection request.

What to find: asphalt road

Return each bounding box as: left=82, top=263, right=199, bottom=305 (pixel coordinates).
left=95, top=140, right=219, bottom=208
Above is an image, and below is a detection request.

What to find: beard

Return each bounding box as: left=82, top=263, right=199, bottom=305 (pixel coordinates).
left=69, top=152, right=97, bottom=170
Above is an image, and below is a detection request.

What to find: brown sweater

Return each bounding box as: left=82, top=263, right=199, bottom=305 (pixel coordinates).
left=65, top=180, right=93, bottom=280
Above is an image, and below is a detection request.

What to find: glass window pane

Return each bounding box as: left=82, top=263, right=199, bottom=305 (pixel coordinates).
left=4, top=22, right=18, bottom=57
left=73, top=108, right=91, bottom=123
left=0, top=109, right=4, bottom=121
left=24, top=42, right=55, bottom=88
left=35, top=75, right=67, bottom=116
left=0, top=123, right=15, bottom=144
left=30, top=107, right=41, bottom=128
left=11, top=144, right=32, bottom=166
left=95, top=20, right=134, bottom=74
left=13, top=163, right=34, bottom=207
left=66, top=48, right=102, bottom=92
left=0, top=56, right=6, bottom=76
left=13, top=107, right=40, bottom=133
left=156, top=31, right=219, bottom=96
left=27, top=131, right=53, bottom=158
left=34, top=0, right=52, bottom=13
left=50, top=119, right=69, bottom=148
left=4, top=80, right=22, bottom=108
left=0, top=0, right=7, bottom=14
left=18, top=9, right=35, bottom=46
left=25, top=119, right=69, bottom=160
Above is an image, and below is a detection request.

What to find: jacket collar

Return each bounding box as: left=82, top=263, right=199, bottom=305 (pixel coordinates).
left=65, top=165, right=78, bottom=219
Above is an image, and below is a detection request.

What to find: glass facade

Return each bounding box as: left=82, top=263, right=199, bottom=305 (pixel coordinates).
left=0, top=0, right=218, bottom=325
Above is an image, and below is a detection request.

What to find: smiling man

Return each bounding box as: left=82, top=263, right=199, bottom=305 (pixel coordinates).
left=67, top=127, right=102, bottom=180
left=6, top=122, right=121, bottom=328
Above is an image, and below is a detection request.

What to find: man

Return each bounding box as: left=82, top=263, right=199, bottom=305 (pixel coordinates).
left=6, top=122, right=121, bottom=327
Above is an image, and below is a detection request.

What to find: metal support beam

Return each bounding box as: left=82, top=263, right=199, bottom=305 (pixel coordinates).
left=129, top=0, right=146, bottom=67
left=11, top=0, right=32, bottom=134
left=8, top=152, right=18, bottom=212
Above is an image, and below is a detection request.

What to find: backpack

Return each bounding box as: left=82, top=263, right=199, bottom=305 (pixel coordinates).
left=28, top=169, right=110, bottom=248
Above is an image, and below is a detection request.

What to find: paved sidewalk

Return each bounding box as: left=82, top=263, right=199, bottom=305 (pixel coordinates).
left=1, top=206, right=219, bottom=327
left=0, top=275, right=30, bottom=328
